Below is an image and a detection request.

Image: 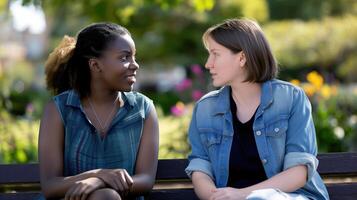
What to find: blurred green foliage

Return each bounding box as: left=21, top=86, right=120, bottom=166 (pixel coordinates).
left=313, top=93, right=357, bottom=152
left=0, top=109, right=39, bottom=163
left=268, top=0, right=357, bottom=20
left=265, top=16, right=357, bottom=82
left=157, top=105, right=192, bottom=158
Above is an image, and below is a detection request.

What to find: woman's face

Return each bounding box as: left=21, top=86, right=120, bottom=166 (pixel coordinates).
left=204, top=36, right=246, bottom=87
left=97, top=34, right=139, bottom=92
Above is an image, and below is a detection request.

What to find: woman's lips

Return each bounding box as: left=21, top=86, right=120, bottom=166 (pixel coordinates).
left=210, top=73, right=217, bottom=79
left=126, top=75, right=136, bottom=84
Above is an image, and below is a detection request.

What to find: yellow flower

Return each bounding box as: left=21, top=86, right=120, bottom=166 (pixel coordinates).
left=302, top=83, right=316, bottom=97
left=321, top=85, right=332, bottom=99
left=290, top=79, right=300, bottom=86
left=307, top=71, right=323, bottom=89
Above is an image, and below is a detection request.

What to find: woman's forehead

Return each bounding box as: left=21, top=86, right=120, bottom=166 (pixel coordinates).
left=106, top=34, right=136, bottom=53
left=206, top=36, right=225, bottom=51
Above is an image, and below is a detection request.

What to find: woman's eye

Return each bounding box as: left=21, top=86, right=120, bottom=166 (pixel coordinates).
left=119, top=55, right=128, bottom=62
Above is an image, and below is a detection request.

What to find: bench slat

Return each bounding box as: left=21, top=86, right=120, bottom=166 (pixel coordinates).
left=155, top=159, right=188, bottom=180
left=1, top=153, right=357, bottom=184
left=317, top=152, right=357, bottom=176
left=0, top=193, right=40, bottom=200
left=0, top=164, right=39, bottom=184
left=146, top=189, right=199, bottom=200
left=326, top=182, right=357, bottom=200
left=1, top=153, right=357, bottom=200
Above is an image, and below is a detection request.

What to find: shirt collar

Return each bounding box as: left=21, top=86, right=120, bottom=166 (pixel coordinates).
left=122, top=92, right=136, bottom=108
left=66, top=90, right=81, bottom=108
left=212, top=80, right=274, bottom=115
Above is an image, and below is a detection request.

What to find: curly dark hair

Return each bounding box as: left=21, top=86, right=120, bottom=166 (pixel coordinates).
left=45, top=22, right=130, bottom=97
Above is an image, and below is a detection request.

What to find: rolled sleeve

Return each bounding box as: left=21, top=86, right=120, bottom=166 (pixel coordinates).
left=185, top=104, right=215, bottom=181
left=185, top=158, right=214, bottom=180
left=284, top=87, right=319, bottom=182
left=283, top=152, right=318, bottom=182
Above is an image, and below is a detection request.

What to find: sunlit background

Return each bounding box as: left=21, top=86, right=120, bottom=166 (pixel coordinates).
left=1, top=0, right=357, bottom=163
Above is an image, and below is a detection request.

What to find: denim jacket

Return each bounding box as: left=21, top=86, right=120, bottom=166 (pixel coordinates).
left=185, top=79, right=329, bottom=200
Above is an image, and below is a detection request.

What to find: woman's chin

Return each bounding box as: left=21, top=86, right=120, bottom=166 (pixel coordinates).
left=212, top=81, right=223, bottom=88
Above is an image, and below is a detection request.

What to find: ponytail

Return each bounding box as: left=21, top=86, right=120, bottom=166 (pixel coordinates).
left=45, top=35, right=76, bottom=95
left=45, top=23, right=132, bottom=97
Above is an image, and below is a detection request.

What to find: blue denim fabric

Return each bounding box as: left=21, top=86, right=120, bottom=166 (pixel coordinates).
left=38, top=89, right=153, bottom=200
left=185, top=79, right=329, bottom=200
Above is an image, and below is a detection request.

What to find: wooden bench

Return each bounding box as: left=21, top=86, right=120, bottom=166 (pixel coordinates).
left=1, top=152, right=357, bottom=200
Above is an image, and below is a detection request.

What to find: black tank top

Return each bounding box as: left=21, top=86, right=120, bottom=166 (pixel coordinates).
left=227, top=89, right=267, bottom=188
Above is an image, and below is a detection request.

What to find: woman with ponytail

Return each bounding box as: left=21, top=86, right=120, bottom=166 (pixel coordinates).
left=38, top=23, right=159, bottom=200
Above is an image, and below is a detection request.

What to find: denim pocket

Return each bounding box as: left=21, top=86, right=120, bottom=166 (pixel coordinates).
left=199, top=129, right=222, bottom=147
left=265, top=117, right=288, bottom=137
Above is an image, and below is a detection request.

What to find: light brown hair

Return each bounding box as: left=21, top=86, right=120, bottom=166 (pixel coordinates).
left=203, top=18, right=278, bottom=82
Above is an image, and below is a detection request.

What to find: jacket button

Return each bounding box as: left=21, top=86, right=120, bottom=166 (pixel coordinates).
left=256, top=131, right=262, bottom=136
left=262, top=159, right=267, bottom=164
left=274, top=128, right=280, bottom=132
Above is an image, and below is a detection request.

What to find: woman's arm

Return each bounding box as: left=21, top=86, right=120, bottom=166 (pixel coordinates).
left=38, top=101, right=105, bottom=199
left=129, top=106, right=159, bottom=195
left=241, top=165, right=307, bottom=196
left=210, top=165, right=307, bottom=200
left=192, top=171, right=217, bottom=200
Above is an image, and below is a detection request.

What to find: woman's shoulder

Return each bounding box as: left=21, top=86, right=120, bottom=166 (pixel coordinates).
left=123, top=91, right=154, bottom=118
left=194, top=87, right=229, bottom=113
left=122, top=91, right=154, bottom=112
left=53, top=89, right=77, bottom=99
left=123, top=91, right=152, bottom=103
left=269, top=79, right=305, bottom=95
left=196, top=87, right=226, bottom=104
left=268, top=79, right=309, bottom=106
left=52, top=90, right=81, bottom=107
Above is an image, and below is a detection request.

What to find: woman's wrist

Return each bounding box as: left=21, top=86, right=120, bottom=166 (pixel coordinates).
left=238, top=188, right=252, bottom=198
left=94, top=176, right=107, bottom=187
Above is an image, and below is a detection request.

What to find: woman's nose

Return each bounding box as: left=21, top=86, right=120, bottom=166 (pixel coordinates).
left=205, top=57, right=213, bottom=69
left=129, top=60, right=139, bottom=70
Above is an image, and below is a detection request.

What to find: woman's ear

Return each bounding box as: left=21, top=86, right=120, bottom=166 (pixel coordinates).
left=88, top=58, right=102, bottom=72
left=239, top=51, right=246, bottom=67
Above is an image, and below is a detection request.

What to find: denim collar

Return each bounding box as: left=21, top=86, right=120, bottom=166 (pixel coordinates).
left=213, top=80, right=274, bottom=115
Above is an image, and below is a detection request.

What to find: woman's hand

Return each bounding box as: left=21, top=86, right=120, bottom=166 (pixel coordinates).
left=96, top=169, right=134, bottom=196
left=64, top=177, right=105, bottom=200
left=209, top=187, right=248, bottom=200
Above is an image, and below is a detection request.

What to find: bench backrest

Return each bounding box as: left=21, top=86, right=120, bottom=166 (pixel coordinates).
left=1, top=152, right=357, bottom=200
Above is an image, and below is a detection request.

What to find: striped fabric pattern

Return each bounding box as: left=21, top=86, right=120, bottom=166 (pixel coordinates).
left=51, top=89, right=153, bottom=199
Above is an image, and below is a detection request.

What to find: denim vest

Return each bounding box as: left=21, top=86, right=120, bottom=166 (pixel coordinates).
left=185, top=79, right=329, bottom=200
left=53, top=90, right=153, bottom=176
left=37, top=90, right=153, bottom=200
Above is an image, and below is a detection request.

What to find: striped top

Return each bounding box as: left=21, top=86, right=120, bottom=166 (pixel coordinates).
left=53, top=89, right=153, bottom=176
left=36, top=91, right=153, bottom=200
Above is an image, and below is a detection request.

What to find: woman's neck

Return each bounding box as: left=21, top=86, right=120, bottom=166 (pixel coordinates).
left=88, top=80, right=120, bottom=104
left=230, top=82, right=261, bottom=107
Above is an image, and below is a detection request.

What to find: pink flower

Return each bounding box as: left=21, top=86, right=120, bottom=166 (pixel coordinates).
left=170, top=102, right=186, bottom=116
left=191, top=64, right=203, bottom=76
left=192, top=90, right=204, bottom=101
left=175, top=78, right=192, bottom=91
